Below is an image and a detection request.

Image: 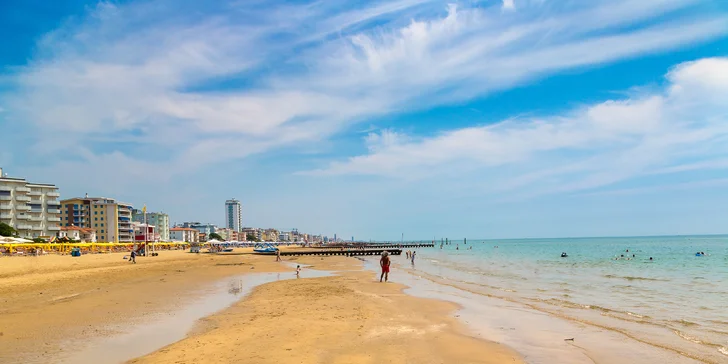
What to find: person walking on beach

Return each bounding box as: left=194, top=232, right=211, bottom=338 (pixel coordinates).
left=276, top=249, right=281, bottom=262
left=129, top=250, right=136, bottom=264
left=296, top=265, right=301, bottom=277
left=380, top=251, right=391, bottom=282
left=411, top=251, right=416, bottom=265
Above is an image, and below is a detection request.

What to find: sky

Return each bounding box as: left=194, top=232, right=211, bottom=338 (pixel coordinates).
left=1, top=0, right=728, bottom=240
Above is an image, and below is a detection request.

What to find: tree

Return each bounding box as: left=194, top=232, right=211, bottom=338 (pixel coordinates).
left=246, top=234, right=260, bottom=242
left=32, top=237, right=47, bottom=244
left=209, top=232, right=223, bottom=241
left=0, top=222, right=15, bottom=237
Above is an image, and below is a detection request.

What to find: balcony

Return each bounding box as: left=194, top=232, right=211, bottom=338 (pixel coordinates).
left=0, top=204, right=12, bottom=210
left=47, top=226, right=60, bottom=231
left=47, top=192, right=60, bottom=197
left=16, top=205, right=31, bottom=211
left=47, top=217, right=61, bottom=222
left=0, top=186, right=11, bottom=192
left=15, top=224, right=32, bottom=230
left=29, top=199, right=42, bottom=204
left=15, top=187, right=30, bottom=193
left=47, top=209, right=61, bottom=214
left=28, top=191, right=41, bottom=196
left=16, top=195, right=31, bottom=202
left=31, top=225, right=43, bottom=231
left=16, top=214, right=30, bottom=220
left=0, top=213, right=11, bottom=220
left=0, top=195, right=10, bottom=201
left=47, top=200, right=61, bottom=206
left=29, top=216, right=43, bottom=222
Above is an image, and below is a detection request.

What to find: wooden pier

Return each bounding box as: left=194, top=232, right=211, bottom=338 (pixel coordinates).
left=317, top=243, right=434, bottom=249
left=257, top=249, right=403, bottom=257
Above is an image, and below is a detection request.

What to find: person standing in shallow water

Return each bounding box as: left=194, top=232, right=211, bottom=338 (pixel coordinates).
left=380, top=251, right=391, bottom=282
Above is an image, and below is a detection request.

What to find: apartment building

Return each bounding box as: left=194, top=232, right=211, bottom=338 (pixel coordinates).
left=59, top=225, right=97, bottom=242
left=261, top=228, right=279, bottom=242
left=169, top=227, right=199, bottom=242
left=242, top=227, right=262, bottom=241
left=0, top=168, right=61, bottom=239
left=225, top=199, right=242, bottom=232
left=60, top=196, right=134, bottom=243
left=132, top=209, right=169, bottom=241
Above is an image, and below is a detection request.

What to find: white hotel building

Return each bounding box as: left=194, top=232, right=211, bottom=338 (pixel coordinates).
left=0, top=168, right=62, bottom=239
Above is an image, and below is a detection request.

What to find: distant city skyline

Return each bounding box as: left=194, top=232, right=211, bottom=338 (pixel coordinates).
left=2, top=1, right=728, bottom=240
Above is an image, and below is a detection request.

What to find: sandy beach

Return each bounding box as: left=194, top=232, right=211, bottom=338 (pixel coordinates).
left=0, top=249, right=523, bottom=364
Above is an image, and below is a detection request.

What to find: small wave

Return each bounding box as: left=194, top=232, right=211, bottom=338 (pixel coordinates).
left=673, top=319, right=699, bottom=327
left=719, top=347, right=728, bottom=356
left=673, top=330, right=703, bottom=344
left=626, top=312, right=644, bottom=319
left=588, top=305, right=616, bottom=313
left=603, top=274, right=666, bottom=282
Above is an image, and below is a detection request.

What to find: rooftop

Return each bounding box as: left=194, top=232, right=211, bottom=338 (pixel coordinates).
left=61, top=226, right=95, bottom=233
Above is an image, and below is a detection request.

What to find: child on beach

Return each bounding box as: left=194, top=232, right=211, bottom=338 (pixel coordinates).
left=296, top=265, right=301, bottom=277
left=129, top=250, right=136, bottom=264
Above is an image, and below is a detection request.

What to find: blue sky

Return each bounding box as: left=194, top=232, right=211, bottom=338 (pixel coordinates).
left=1, top=0, right=728, bottom=240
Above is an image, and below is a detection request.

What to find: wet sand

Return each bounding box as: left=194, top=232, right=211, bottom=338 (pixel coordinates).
left=0, top=250, right=522, bottom=364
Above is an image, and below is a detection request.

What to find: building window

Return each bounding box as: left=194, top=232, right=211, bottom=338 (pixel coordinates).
left=94, top=211, right=97, bottom=215
left=95, top=217, right=98, bottom=221
left=101, top=217, right=104, bottom=221
left=95, top=224, right=98, bottom=227
left=101, top=223, right=104, bottom=227
left=101, top=230, right=104, bottom=233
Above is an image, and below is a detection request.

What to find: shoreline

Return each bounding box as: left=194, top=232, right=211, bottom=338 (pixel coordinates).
left=393, top=255, right=717, bottom=364
left=1, top=250, right=524, bottom=364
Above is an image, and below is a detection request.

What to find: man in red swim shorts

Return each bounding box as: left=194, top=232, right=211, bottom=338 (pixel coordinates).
left=380, top=251, right=391, bottom=282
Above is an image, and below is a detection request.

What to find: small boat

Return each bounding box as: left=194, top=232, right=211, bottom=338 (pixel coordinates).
left=561, top=252, right=568, bottom=258
left=254, top=243, right=278, bottom=254
left=222, top=247, right=234, bottom=253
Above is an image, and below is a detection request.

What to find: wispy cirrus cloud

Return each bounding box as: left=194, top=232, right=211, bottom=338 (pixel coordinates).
left=307, top=57, right=728, bottom=197
left=1, top=0, right=727, bottom=193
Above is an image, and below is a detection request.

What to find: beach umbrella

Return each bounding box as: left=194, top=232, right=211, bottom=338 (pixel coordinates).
left=10, top=237, right=32, bottom=243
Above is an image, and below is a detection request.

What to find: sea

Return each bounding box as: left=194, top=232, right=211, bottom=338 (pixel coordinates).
left=390, top=235, right=728, bottom=364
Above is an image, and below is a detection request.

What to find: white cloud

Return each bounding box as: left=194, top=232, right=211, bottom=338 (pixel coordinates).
left=307, top=57, right=728, bottom=196
left=502, top=0, right=515, bottom=11
left=2, top=0, right=727, bottom=184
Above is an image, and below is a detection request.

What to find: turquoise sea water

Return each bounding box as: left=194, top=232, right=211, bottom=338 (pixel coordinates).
left=406, top=235, right=728, bottom=363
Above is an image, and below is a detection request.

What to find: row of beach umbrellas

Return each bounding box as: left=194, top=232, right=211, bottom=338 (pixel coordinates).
left=0, top=237, right=33, bottom=244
